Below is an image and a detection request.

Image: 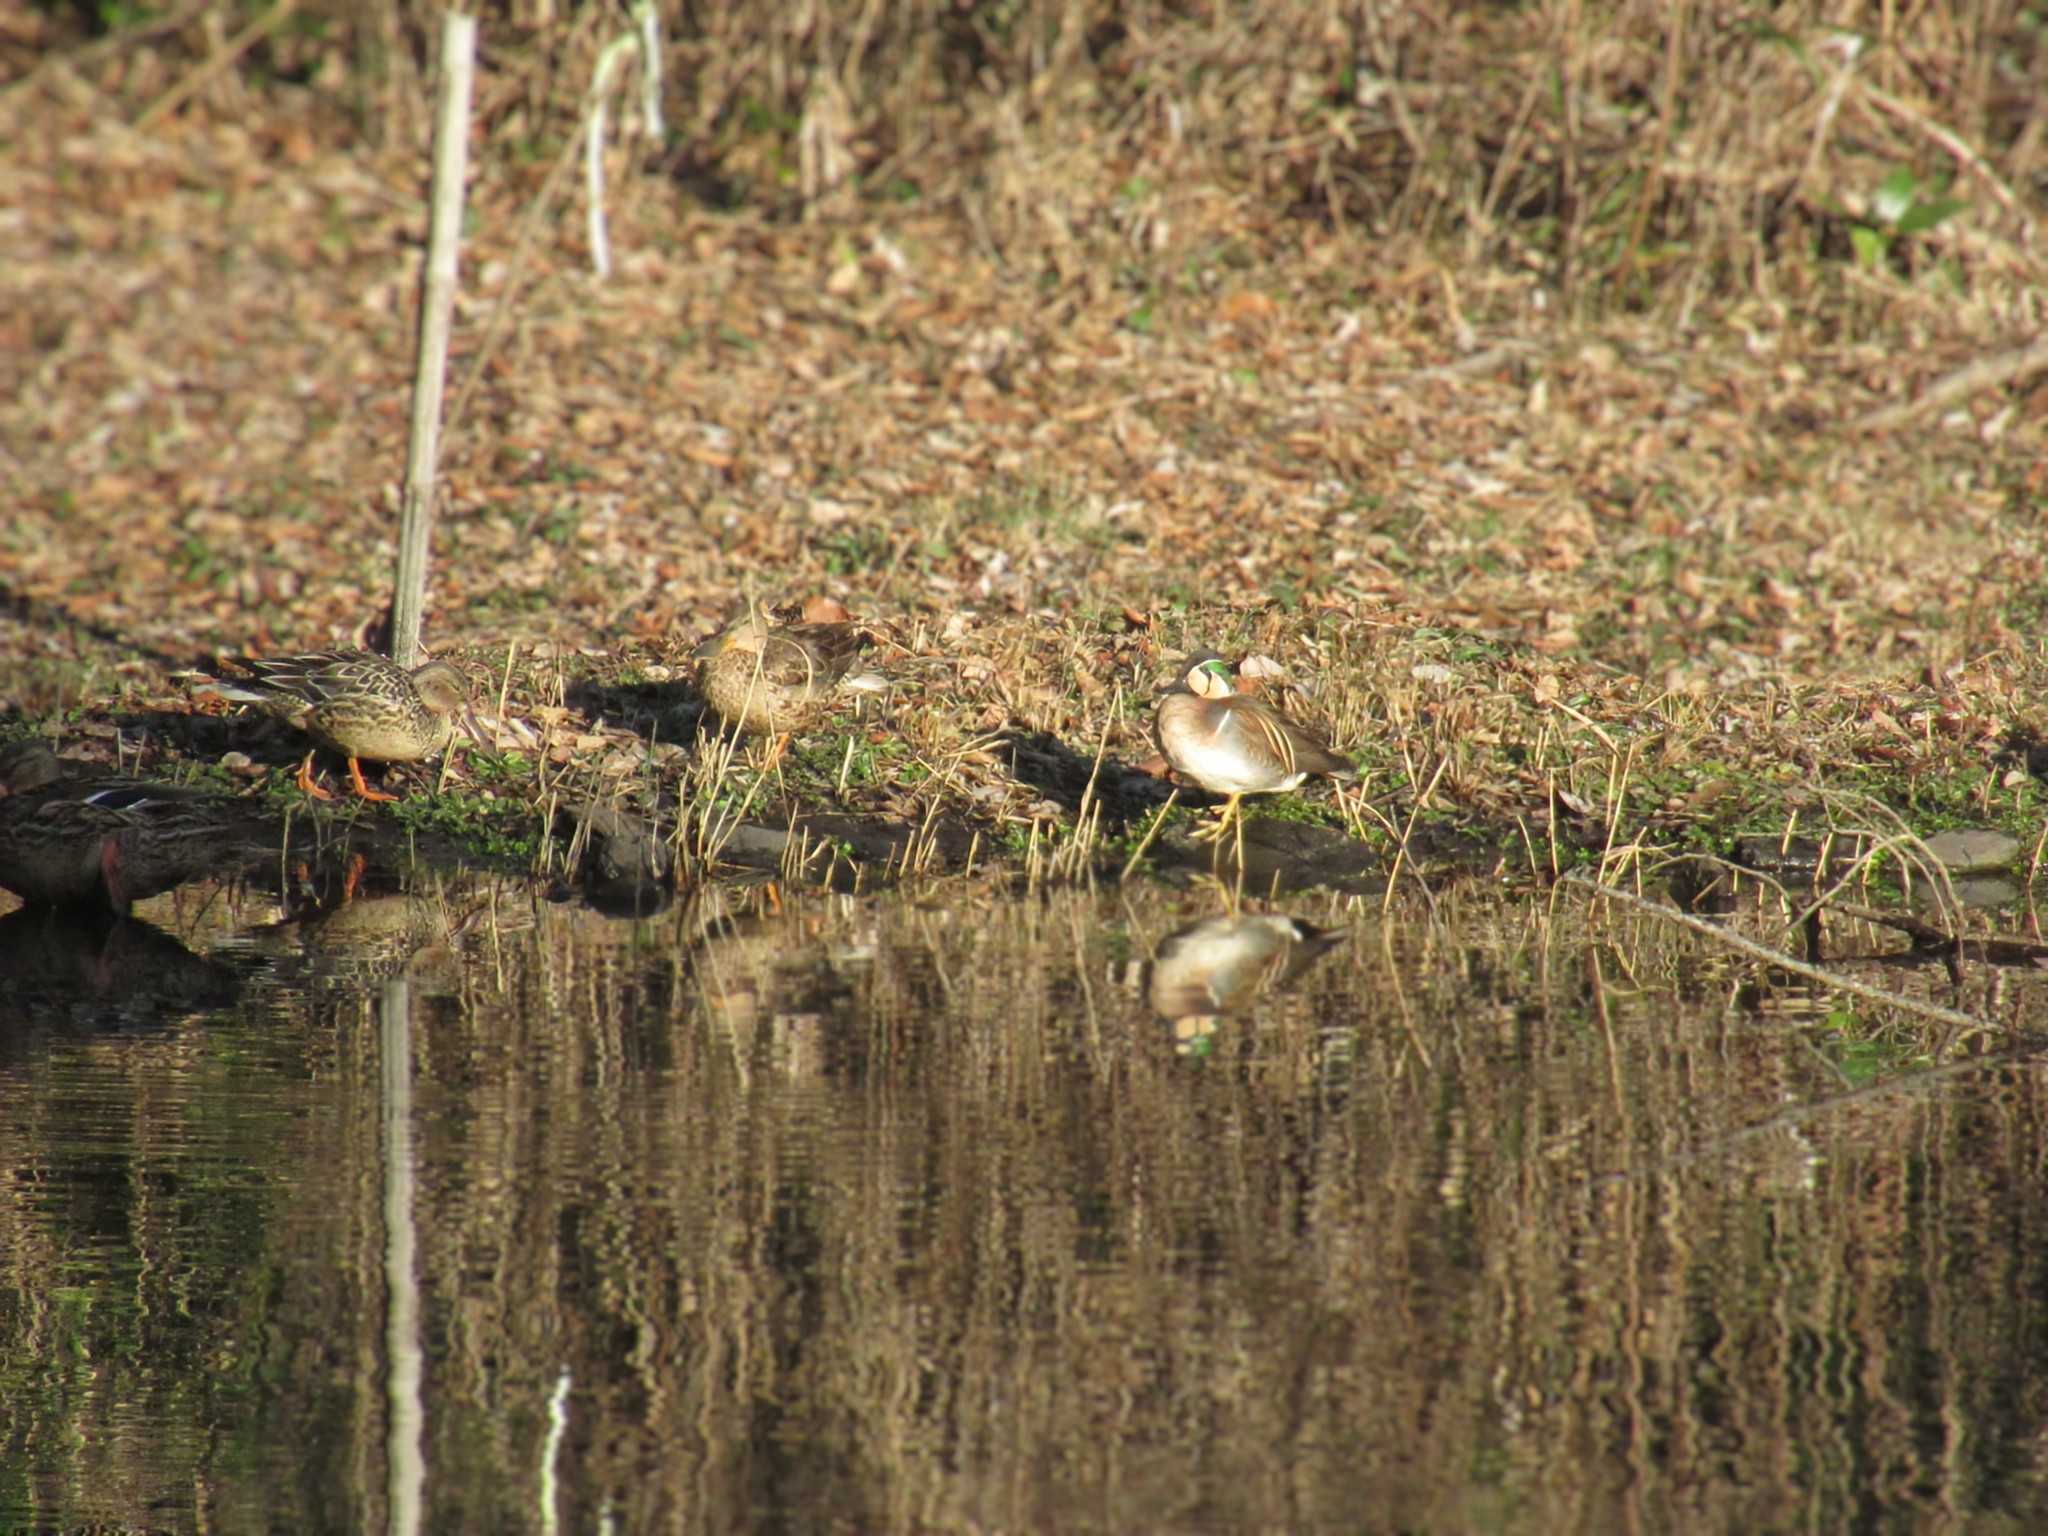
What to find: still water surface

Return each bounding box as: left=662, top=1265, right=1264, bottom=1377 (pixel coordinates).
left=5, top=872, right=2048, bottom=1532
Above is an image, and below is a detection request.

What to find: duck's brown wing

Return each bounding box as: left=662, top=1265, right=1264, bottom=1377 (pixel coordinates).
left=761, top=624, right=871, bottom=693
left=1277, top=714, right=1357, bottom=780
left=1219, top=696, right=1356, bottom=781
left=218, top=649, right=400, bottom=711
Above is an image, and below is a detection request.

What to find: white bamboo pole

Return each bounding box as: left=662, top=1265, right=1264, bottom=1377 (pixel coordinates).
left=392, top=11, right=478, bottom=668
left=584, top=2, right=665, bottom=280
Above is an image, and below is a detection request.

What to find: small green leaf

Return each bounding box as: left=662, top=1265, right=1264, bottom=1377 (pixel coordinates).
left=1895, top=196, right=1967, bottom=236
left=1849, top=225, right=1887, bottom=269
left=1873, top=165, right=1919, bottom=224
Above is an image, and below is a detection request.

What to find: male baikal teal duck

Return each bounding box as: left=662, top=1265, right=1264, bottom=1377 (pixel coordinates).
left=1153, top=651, right=1358, bottom=841
left=693, top=610, right=883, bottom=761
left=0, top=742, right=279, bottom=912
left=210, top=649, right=475, bottom=803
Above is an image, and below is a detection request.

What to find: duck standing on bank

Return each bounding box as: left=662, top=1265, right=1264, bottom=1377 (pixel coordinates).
left=1153, top=651, right=1358, bottom=843
left=208, top=649, right=476, bottom=803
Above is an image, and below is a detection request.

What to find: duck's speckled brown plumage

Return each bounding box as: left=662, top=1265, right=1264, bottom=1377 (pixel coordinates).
left=212, top=649, right=473, bottom=802
left=693, top=614, right=877, bottom=739
left=0, top=742, right=278, bottom=911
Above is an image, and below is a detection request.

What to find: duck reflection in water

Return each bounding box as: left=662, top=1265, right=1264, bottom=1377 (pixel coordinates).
left=0, top=905, right=246, bottom=1042
left=244, top=855, right=471, bottom=996
left=294, top=893, right=465, bottom=991
left=1143, top=912, right=1344, bottom=1050
left=688, top=889, right=862, bottom=1080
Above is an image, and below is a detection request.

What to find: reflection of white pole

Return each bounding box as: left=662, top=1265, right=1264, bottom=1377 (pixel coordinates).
left=383, top=975, right=424, bottom=1536
left=540, top=1366, right=572, bottom=1535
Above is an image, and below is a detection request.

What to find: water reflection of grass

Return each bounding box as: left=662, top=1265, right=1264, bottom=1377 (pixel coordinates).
left=10, top=866, right=2048, bottom=1528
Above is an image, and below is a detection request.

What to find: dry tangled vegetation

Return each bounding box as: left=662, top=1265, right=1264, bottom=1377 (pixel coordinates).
left=3, top=0, right=2047, bottom=890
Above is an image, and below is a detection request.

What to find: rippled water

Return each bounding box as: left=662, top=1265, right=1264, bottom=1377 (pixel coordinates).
left=5, top=870, right=2048, bottom=1533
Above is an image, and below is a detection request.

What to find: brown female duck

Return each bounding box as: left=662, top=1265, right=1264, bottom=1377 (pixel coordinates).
left=693, top=609, right=882, bottom=760
left=211, top=649, right=475, bottom=802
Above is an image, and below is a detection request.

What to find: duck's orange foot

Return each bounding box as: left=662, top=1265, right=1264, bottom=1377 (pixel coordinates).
left=295, top=753, right=335, bottom=801
left=347, top=758, right=399, bottom=804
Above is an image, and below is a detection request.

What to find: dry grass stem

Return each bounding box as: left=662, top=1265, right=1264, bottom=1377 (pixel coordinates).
left=1568, top=872, right=2000, bottom=1044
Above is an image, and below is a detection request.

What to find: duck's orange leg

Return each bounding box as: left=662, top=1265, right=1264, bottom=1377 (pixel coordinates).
left=296, top=751, right=335, bottom=801
left=347, top=756, right=400, bottom=804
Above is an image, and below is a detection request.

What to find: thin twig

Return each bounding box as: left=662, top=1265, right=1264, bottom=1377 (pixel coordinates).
left=1854, top=334, right=2048, bottom=434
left=1382, top=755, right=1450, bottom=915
left=1564, top=870, right=2001, bottom=1039
left=134, top=0, right=298, bottom=132
left=1594, top=1048, right=2038, bottom=1188
left=1118, top=787, right=1178, bottom=884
